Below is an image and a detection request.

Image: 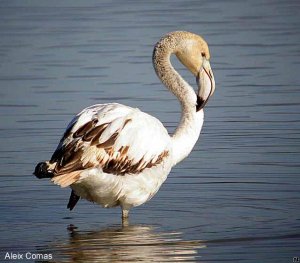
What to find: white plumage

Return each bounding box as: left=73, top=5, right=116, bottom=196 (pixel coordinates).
left=34, top=31, right=215, bottom=221
left=53, top=103, right=172, bottom=209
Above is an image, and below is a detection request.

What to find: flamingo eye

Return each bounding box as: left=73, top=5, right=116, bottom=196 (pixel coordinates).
left=201, top=52, right=206, bottom=57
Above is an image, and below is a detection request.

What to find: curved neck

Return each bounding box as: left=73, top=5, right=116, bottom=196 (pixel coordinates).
left=153, top=35, right=204, bottom=165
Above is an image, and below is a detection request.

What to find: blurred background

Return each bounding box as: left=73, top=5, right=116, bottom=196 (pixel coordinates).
left=0, top=0, right=299, bottom=262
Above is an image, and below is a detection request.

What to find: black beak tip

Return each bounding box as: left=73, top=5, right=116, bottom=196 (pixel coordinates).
left=196, top=96, right=206, bottom=112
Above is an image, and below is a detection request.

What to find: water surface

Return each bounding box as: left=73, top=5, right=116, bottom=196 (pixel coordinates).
left=0, top=0, right=300, bottom=262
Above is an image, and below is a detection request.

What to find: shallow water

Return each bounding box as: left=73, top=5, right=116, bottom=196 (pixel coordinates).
left=0, top=0, right=300, bottom=262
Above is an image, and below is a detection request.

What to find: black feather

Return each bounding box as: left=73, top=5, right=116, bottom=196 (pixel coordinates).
left=33, top=162, right=54, bottom=179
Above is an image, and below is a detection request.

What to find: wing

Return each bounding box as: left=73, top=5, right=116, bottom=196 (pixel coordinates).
left=49, top=103, right=171, bottom=187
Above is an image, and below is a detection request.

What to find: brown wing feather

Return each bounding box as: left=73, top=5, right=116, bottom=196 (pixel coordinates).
left=50, top=117, right=169, bottom=188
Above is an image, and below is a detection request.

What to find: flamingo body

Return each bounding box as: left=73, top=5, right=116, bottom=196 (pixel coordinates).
left=51, top=103, right=172, bottom=211
left=34, top=31, right=215, bottom=220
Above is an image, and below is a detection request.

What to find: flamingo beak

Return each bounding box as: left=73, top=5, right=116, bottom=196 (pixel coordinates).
left=196, top=58, right=215, bottom=111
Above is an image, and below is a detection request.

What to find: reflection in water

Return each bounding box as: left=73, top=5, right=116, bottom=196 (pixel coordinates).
left=39, top=224, right=205, bottom=262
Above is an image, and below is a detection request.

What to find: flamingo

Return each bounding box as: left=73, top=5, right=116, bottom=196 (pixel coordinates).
left=34, top=31, right=215, bottom=222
